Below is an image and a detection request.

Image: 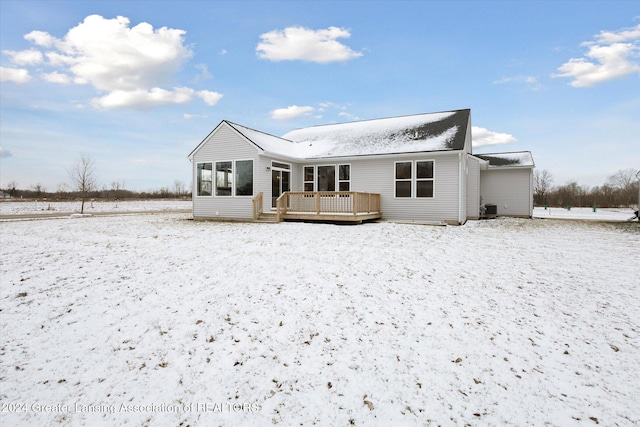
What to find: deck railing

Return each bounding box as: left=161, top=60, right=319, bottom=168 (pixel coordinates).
left=252, top=192, right=263, bottom=221
left=276, top=191, right=380, bottom=222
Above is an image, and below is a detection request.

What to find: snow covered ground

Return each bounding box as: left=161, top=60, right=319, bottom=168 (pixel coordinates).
left=533, top=207, right=637, bottom=222
left=1, top=214, right=638, bottom=426
left=0, top=199, right=191, bottom=216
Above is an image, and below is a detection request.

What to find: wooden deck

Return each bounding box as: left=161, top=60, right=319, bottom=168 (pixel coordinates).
left=253, top=192, right=381, bottom=223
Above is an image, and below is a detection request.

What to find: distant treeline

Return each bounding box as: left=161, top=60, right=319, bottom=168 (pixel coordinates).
left=1, top=187, right=190, bottom=201
left=534, top=168, right=639, bottom=208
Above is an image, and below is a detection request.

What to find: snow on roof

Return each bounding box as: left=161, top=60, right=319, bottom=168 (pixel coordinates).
left=223, top=109, right=471, bottom=160
left=224, top=121, right=301, bottom=157
left=282, top=109, right=470, bottom=158
left=476, top=151, right=535, bottom=168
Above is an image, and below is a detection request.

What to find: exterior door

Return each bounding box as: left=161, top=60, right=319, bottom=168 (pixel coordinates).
left=272, top=169, right=290, bottom=208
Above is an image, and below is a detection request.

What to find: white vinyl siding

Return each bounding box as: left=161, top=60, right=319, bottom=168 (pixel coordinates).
left=349, top=154, right=461, bottom=223
left=191, top=123, right=260, bottom=220
left=466, top=155, right=480, bottom=219
left=480, top=168, right=533, bottom=217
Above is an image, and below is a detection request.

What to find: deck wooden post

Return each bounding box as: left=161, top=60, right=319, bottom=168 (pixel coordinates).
left=352, top=192, right=357, bottom=215
left=316, top=192, right=321, bottom=214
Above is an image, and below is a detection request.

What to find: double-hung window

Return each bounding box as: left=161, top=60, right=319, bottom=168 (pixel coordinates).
left=304, top=166, right=314, bottom=191
left=416, top=161, right=434, bottom=198
left=395, top=161, right=412, bottom=198
left=395, top=160, right=434, bottom=198
left=338, top=165, right=350, bottom=191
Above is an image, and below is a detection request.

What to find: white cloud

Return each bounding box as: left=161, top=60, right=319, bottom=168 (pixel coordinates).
left=592, top=25, right=640, bottom=44
left=4, top=48, right=43, bottom=66
left=472, top=127, right=517, bottom=147
left=196, top=90, right=223, bottom=106
left=54, top=15, right=191, bottom=92
left=553, top=24, right=640, bottom=87
left=17, top=14, right=223, bottom=109
left=493, top=75, right=541, bottom=91
left=257, top=26, right=363, bottom=63
left=42, top=71, right=72, bottom=84
left=24, top=30, right=56, bottom=47
left=318, top=101, right=347, bottom=111
left=184, top=113, right=208, bottom=119
left=338, top=111, right=360, bottom=121
left=270, top=105, right=315, bottom=120
left=92, top=87, right=196, bottom=109
left=0, top=66, right=31, bottom=84
left=194, top=63, right=212, bottom=80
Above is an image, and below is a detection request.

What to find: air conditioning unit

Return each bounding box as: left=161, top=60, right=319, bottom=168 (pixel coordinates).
left=483, top=204, right=497, bottom=219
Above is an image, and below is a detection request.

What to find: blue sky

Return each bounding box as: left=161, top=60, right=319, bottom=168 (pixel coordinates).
left=1, top=0, right=638, bottom=192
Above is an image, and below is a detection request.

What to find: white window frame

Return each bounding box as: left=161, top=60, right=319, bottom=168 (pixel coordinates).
left=393, top=160, right=436, bottom=199
left=415, top=160, right=435, bottom=199
left=303, top=165, right=315, bottom=192
left=316, top=164, right=336, bottom=192
left=214, top=160, right=233, bottom=197
left=394, top=161, right=412, bottom=198
left=234, top=159, right=254, bottom=197
left=196, top=162, right=213, bottom=197
left=303, top=164, right=351, bottom=192
left=271, top=161, right=291, bottom=171
left=338, top=164, right=351, bottom=192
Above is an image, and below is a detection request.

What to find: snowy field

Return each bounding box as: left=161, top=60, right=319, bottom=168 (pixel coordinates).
left=0, top=199, right=191, bottom=216
left=533, top=207, right=637, bottom=222
left=1, top=214, right=639, bottom=426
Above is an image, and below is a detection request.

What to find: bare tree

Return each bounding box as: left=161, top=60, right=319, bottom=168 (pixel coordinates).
left=110, top=180, right=125, bottom=199
left=68, top=154, right=98, bottom=213
left=533, top=169, right=553, bottom=206
left=31, top=183, right=46, bottom=198
left=7, top=180, right=18, bottom=197
left=606, top=168, right=639, bottom=207
left=173, top=180, right=186, bottom=197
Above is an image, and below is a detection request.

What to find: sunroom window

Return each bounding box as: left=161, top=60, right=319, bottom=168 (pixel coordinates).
left=215, top=161, right=232, bottom=196
left=197, top=163, right=212, bottom=196
left=235, top=160, right=253, bottom=196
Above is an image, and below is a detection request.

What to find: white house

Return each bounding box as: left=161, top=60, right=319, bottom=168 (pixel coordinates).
left=188, top=108, right=534, bottom=224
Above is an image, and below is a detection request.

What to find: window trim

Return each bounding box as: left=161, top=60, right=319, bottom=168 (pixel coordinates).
left=393, top=159, right=436, bottom=199
left=338, top=164, right=351, bottom=192
left=394, top=161, right=413, bottom=198
left=304, top=163, right=352, bottom=192
left=196, top=162, right=213, bottom=197
left=303, top=166, right=315, bottom=192
left=234, top=159, right=254, bottom=197
left=214, top=160, right=234, bottom=197
left=271, top=161, right=291, bottom=170
left=415, top=160, right=435, bottom=199
left=316, top=164, right=336, bottom=192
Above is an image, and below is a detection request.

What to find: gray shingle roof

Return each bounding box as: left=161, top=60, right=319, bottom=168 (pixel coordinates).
left=476, top=152, right=535, bottom=168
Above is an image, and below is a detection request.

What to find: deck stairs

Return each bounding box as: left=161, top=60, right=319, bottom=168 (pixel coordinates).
left=254, top=212, right=278, bottom=223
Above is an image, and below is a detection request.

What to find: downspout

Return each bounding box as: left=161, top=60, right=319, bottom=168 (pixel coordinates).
left=458, top=152, right=463, bottom=225
left=529, top=168, right=534, bottom=218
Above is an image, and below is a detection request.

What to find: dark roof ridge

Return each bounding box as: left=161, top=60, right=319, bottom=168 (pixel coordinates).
left=286, top=108, right=471, bottom=133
